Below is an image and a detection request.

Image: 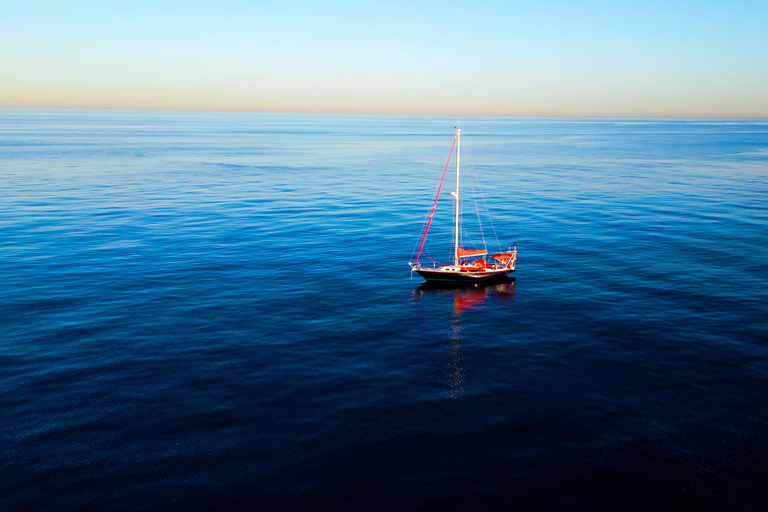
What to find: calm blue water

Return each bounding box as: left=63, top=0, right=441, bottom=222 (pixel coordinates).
left=2, top=109, right=768, bottom=510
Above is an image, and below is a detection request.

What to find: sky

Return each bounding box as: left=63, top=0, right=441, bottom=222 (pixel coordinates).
left=1, top=0, right=767, bottom=116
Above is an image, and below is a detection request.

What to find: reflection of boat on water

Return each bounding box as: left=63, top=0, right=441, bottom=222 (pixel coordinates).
left=410, top=128, right=517, bottom=283
left=411, top=279, right=515, bottom=398
left=415, top=277, right=516, bottom=313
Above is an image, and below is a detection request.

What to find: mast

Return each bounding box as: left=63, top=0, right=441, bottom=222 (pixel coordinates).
left=454, top=128, right=461, bottom=266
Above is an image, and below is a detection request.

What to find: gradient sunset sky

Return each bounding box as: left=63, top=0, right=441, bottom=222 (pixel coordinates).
left=2, top=0, right=767, bottom=116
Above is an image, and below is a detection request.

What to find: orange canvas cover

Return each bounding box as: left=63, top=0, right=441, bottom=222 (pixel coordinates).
left=491, top=253, right=513, bottom=261
left=456, top=247, right=487, bottom=259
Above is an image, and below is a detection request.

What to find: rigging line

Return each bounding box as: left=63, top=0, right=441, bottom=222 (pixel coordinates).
left=415, top=134, right=456, bottom=264
left=464, top=141, right=502, bottom=252
left=458, top=191, right=470, bottom=251
left=411, top=205, right=434, bottom=261
left=411, top=159, right=449, bottom=259
left=450, top=222, right=456, bottom=263
left=459, top=197, right=478, bottom=251
left=453, top=195, right=461, bottom=261
left=458, top=201, right=465, bottom=252
left=461, top=141, right=488, bottom=252
left=468, top=165, right=488, bottom=252
left=479, top=184, right=502, bottom=252
left=461, top=201, right=483, bottom=252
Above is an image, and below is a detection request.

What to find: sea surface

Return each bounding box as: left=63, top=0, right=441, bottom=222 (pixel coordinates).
left=1, top=109, right=767, bottom=511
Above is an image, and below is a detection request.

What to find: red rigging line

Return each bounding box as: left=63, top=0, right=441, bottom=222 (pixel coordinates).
left=415, top=134, right=456, bottom=264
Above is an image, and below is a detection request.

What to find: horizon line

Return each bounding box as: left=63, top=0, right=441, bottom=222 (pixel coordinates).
left=2, top=104, right=767, bottom=120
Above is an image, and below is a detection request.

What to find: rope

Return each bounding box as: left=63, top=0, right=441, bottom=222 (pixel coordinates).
left=415, top=134, right=456, bottom=264
left=462, top=142, right=502, bottom=253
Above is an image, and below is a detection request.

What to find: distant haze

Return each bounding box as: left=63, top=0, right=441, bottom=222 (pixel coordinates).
left=2, top=0, right=767, bottom=117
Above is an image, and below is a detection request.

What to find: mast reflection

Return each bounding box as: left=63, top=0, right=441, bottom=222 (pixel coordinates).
left=411, top=278, right=515, bottom=398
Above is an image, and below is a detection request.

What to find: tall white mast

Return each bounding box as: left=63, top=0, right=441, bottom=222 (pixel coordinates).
left=454, top=128, right=461, bottom=266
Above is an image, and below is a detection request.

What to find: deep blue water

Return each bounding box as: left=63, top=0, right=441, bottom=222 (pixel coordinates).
left=2, top=109, right=768, bottom=510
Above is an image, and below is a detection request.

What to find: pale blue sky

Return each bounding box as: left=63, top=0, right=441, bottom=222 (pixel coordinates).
left=2, top=0, right=767, bottom=116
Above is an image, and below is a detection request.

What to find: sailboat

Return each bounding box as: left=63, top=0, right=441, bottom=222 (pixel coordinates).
left=409, top=128, right=517, bottom=283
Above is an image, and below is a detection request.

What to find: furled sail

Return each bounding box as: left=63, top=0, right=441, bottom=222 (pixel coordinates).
left=457, top=247, right=488, bottom=259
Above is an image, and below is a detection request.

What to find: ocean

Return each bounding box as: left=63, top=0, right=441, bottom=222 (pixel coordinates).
left=1, top=109, right=767, bottom=510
